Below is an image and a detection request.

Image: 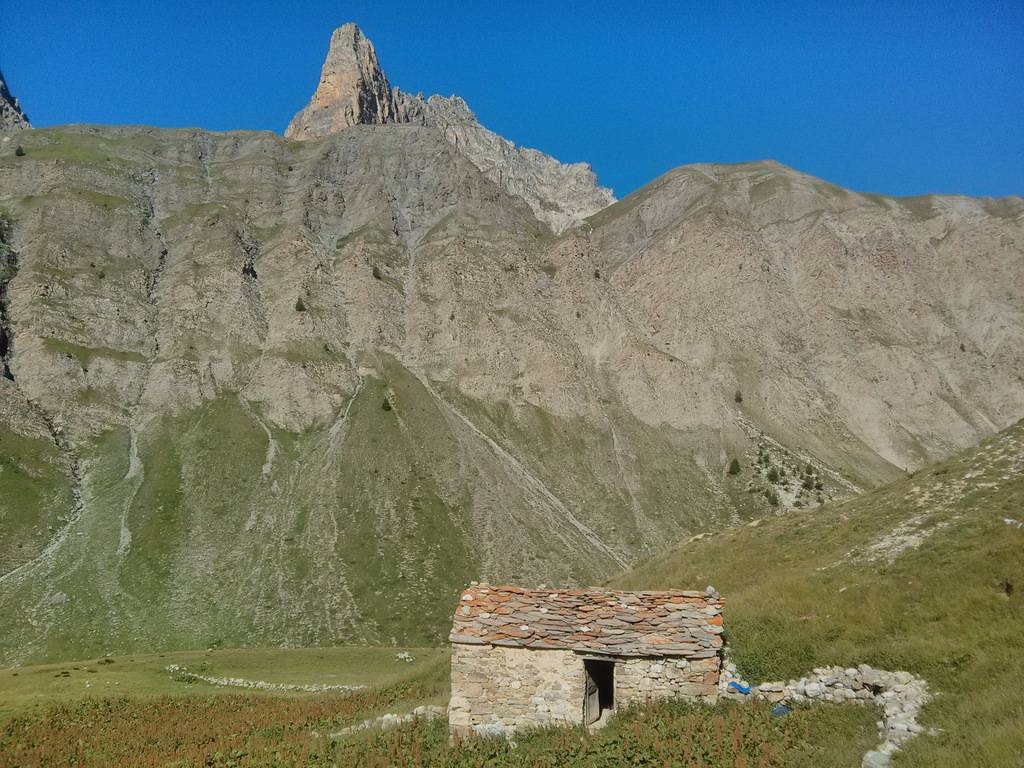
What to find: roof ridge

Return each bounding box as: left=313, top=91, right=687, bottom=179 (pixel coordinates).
left=468, top=583, right=718, bottom=597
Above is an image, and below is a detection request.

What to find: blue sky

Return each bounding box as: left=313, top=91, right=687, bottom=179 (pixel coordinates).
left=2, top=1, right=1022, bottom=198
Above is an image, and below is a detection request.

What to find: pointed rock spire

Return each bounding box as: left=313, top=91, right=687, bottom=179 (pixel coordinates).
left=0, top=68, right=30, bottom=132
left=285, top=23, right=397, bottom=140
left=286, top=24, right=615, bottom=232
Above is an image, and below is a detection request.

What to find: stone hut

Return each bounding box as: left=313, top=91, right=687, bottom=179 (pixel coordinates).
left=448, top=584, right=725, bottom=736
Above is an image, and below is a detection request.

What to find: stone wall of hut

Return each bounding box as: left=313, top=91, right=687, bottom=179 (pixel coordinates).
left=449, top=643, right=721, bottom=736
left=615, top=655, right=721, bottom=706
left=449, top=644, right=584, bottom=736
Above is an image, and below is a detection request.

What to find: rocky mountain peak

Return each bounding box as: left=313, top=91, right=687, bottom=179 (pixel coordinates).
left=285, top=23, right=394, bottom=139
left=0, top=68, right=30, bottom=132
left=285, top=24, right=615, bottom=232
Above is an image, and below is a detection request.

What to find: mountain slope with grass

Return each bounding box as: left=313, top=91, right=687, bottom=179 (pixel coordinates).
left=1, top=425, right=1021, bottom=766
left=615, top=418, right=1024, bottom=767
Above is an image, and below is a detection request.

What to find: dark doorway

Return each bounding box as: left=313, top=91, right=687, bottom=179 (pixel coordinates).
left=583, top=659, right=615, bottom=725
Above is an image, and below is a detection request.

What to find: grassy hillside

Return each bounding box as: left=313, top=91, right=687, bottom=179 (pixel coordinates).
left=0, top=422, right=75, bottom=576
left=3, top=423, right=1021, bottom=765
left=615, top=419, right=1024, bottom=767
left=0, top=646, right=451, bottom=767
left=0, top=646, right=447, bottom=721
left=0, top=382, right=481, bottom=663
left=1, top=652, right=876, bottom=767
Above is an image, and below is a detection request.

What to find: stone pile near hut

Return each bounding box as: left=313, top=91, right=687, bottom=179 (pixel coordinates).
left=719, top=661, right=930, bottom=768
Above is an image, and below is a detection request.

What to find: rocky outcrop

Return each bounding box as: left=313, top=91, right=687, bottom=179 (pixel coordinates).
left=0, top=68, right=30, bottom=132
left=286, top=24, right=614, bottom=233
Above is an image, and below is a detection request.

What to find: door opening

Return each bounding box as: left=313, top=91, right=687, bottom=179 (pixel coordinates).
left=583, top=659, right=615, bottom=725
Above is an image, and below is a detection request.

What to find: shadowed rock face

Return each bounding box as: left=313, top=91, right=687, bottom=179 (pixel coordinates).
left=0, top=68, right=30, bottom=132
left=286, top=24, right=615, bottom=234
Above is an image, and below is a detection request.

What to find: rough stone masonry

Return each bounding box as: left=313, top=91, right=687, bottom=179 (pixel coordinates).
left=448, top=584, right=724, bottom=737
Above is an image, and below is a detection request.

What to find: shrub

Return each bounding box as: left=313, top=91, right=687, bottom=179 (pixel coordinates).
left=734, top=390, right=743, bottom=404
left=767, top=466, right=780, bottom=484
left=764, top=488, right=780, bottom=506
left=728, top=458, right=741, bottom=475
left=593, top=269, right=601, bottom=279
left=802, top=476, right=814, bottom=490
left=14, top=145, right=25, bottom=157
left=294, top=297, right=307, bottom=312
left=381, top=398, right=392, bottom=411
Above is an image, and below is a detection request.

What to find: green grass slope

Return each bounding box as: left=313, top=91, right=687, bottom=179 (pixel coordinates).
left=2, top=423, right=1020, bottom=767
left=0, top=646, right=447, bottom=721
left=0, top=376, right=481, bottom=663
left=0, top=423, right=75, bottom=576
left=1, top=646, right=877, bottom=767
left=615, top=419, right=1024, bottom=767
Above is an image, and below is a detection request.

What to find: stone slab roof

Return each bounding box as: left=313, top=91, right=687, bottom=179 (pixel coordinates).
left=449, top=584, right=724, bottom=658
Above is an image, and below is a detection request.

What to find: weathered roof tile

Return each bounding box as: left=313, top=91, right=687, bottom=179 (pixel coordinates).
left=449, top=584, right=725, bottom=658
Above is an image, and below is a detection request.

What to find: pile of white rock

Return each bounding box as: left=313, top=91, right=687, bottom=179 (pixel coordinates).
left=718, top=661, right=930, bottom=768
left=320, top=704, right=447, bottom=740
left=165, top=664, right=366, bottom=693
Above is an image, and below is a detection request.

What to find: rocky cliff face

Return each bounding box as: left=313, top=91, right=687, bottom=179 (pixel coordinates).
left=0, top=124, right=1021, bottom=664
left=0, top=68, right=30, bottom=132
left=286, top=24, right=614, bottom=233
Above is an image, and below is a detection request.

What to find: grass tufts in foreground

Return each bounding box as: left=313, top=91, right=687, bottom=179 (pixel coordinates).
left=339, top=699, right=875, bottom=768
left=1, top=695, right=875, bottom=768
left=1, top=687, right=416, bottom=767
